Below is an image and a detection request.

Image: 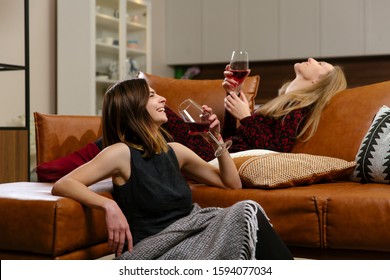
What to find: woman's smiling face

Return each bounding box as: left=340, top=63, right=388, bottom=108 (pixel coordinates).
left=146, top=87, right=168, bottom=126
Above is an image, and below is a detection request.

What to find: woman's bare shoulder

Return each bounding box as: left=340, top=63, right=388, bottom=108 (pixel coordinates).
left=98, top=142, right=130, bottom=162
left=168, top=142, right=189, bottom=153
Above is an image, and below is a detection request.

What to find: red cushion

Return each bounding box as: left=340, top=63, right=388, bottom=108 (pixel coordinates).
left=36, top=140, right=101, bottom=182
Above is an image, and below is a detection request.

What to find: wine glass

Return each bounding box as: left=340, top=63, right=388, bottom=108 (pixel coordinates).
left=178, top=99, right=232, bottom=157
left=229, top=50, right=250, bottom=95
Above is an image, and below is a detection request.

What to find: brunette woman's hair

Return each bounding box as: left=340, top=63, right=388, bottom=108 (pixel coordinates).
left=255, top=66, right=347, bottom=141
left=102, top=78, right=172, bottom=158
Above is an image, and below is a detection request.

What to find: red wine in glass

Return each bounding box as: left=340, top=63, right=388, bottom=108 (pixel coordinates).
left=178, top=99, right=232, bottom=157
left=186, top=122, right=209, bottom=135
left=229, top=51, right=250, bottom=95
left=230, top=69, right=250, bottom=84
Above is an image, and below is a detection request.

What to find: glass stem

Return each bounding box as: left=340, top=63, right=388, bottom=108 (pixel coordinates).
left=208, top=131, right=221, bottom=146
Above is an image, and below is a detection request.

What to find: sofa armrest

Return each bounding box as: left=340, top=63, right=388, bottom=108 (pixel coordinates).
left=0, top=180, right=112, bottom=259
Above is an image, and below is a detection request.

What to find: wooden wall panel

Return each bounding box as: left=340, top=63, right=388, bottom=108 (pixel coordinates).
left=0, top=130, right=28, bottom=183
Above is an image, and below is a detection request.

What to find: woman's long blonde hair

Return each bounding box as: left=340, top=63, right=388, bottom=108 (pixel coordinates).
left=255, top=66, right=347, bottom=141
left=102, top=78, right=172, bottom=158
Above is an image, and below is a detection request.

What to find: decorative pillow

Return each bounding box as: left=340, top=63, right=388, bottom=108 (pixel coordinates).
left=36, top=138, right=102, bottom=182
left=351, top=105, right=390, bottom=183
left=238, top=153, right=356, bottom=189
left=208, top=149, right=278, bottom=168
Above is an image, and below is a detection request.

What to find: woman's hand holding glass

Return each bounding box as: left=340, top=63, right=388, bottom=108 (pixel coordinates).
left=202, top=104, right=222, bottom=141
left=178, top=99, right=232, bottom=157
left=225, top=50, right=250, bottom=96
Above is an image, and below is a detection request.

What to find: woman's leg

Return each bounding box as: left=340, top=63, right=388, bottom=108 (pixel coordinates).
left=255, top=211, right=294, bottom=260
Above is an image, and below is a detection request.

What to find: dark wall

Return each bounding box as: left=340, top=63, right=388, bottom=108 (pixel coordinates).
left=181, top=55, right=390, bottom=104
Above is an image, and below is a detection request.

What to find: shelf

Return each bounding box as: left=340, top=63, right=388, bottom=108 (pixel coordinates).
left=94, top=0, right=149, bottom=116
left=96, top=13, right=119, bottom=29
left=96, top=42, right=120, bottom=54
left=0, top=63, right=26, bottom=71
left=127, top=47, right=146, bottom=56
left=127, top=21, right=146, bottom=31
left=96, top=42, right=146, bottom=57
left=127, top=0, right=146, bottom=9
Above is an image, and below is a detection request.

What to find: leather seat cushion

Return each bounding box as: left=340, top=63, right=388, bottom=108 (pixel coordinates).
left=0, top=181, right=112, bottom=256
left=191, top=181, right=390, bottom=251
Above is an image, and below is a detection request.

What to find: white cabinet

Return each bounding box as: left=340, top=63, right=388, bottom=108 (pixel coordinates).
left=320, top=0, right=365, bottom=57
left=365, top=0, right=390, bottom=55
left=166, top=0, right=390, bottom=65
left=95, top=0, right=150, bottom=114
left=165, top=0, right=202, bottom=65
left=240, top=0, right=279, bottom=61
left=57, top=0, right=151, bottom=115
left=202, top=0, right=240, bottom=63
left=279, top=0, right=320, bottom=59
left=166, top=0, right=239, bottom=65
left=166, top=0, right=323, bottom=65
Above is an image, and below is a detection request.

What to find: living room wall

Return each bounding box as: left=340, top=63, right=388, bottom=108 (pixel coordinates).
left=8, top=0, right=390, bottom=179
left=28, top=0, right=390, bottom=115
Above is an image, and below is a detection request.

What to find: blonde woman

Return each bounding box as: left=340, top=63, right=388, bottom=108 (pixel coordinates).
left=222, top=58, right=347, bottom=152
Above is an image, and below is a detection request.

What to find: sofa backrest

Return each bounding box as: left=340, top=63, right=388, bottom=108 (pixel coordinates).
left=34, top=112, right=102, bottom=165
left=292, top=80, right=390, bottom=161
left=141, top=72, right=260, bottom=123
left=34, top=74, right=259, bottom=164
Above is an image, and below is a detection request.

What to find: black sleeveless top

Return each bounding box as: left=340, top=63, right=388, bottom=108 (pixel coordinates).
left=113, top=146, right=193, bottom=245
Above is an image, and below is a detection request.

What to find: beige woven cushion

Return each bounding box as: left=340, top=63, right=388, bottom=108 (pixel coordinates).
left=208, top=149, right=278, bottom=168
left=237, top=153, right=357, bottom=189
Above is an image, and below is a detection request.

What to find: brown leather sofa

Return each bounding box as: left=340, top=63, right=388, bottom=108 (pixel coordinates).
left=1, top=73, right=390, bottom=260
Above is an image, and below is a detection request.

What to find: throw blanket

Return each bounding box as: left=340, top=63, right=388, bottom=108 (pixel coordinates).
left=115, top=200, right=266, bottom=260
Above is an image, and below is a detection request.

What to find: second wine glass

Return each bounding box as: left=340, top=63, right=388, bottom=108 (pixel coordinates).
left=229, top=50, right=250, bottom=95
left=178, top=99, right=232, bottom=157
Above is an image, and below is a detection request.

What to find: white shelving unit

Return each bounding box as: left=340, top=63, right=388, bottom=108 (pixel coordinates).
left=166, top=0, right=390, bottom=65
left=95, top=0, right=149, bottom=114
left=57, top=0, right=151, bottom=115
